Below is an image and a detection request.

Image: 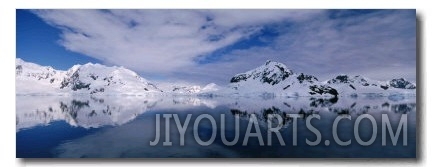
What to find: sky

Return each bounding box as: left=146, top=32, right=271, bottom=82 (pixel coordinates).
left=16, top=9, right=416, bottom=85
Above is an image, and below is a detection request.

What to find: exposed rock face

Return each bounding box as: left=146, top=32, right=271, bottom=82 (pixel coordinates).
left=389, top=78, right=416, bottom=89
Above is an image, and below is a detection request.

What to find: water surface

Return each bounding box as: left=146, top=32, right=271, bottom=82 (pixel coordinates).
left=16, top=95, right=416, bottom=158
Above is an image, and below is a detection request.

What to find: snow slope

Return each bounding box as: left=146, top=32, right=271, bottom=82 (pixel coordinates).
left=224, top=60, right=416, bottom=97
left=325, top=74, right=416, bottom=96
left=16, top=58, right=67, bottom=95
left=16, top=59, right=162, bottom=95
left=226, top=60, right=339, bottom=97
left=16, top=59, right=416, bottom=97
left=59, top=63, right=162, bottom=95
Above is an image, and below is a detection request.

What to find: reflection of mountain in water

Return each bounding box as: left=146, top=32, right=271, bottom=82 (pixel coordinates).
left=229, top=96, right=416, bottom=128
left=16, top=96, right=218, bottom=131
left=391, top=103, right=416, bottom=114
left=16, top=96, right=157, bottom=130
left=17, top=95, right=416, bottom=131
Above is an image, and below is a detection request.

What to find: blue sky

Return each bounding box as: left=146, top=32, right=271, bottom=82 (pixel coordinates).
left=16, top=9, right=416, bottom=85
left=16, top=10, right=101, bottom=70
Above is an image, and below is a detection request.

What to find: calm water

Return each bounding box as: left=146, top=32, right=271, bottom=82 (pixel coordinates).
left=16, top=95, right=416, bottom=158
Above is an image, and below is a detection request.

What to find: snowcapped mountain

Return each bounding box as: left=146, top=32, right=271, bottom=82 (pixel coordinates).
left=325, top=74, right=416, bottom=95
left=157, top=82, right=221, bottom=95
left=16, top=59, right=162, bottom=95
left=227, top=60, right=416, bottom=97
left=16, top=58, right=415, bottom=97
left=389, top=78, right=416, bottom=89
left=16, top=58, right=66, bottom=94
left=171, top=85, right=202, bottom=94
left=59, top=63, right=162, bottom=95
left=228, top=60, right=339, bottom=97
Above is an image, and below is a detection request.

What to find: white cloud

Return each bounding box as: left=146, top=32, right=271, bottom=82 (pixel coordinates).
left=33, top=9, right=322, bottom=75
left=33, top=10, right=416, bottom=85
left=167, top=10, right=416, bottom=84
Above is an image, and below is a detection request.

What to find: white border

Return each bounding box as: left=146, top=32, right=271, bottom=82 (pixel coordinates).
left=2, top=0, right=431, bottom=167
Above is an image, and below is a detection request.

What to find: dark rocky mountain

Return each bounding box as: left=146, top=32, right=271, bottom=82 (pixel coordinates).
left=389, top=78, right=416, bottom=89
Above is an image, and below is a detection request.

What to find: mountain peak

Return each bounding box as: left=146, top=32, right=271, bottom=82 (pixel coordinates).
left=327, top=74, right=370, bottom=85
left=230, top=60, right=293, bottom=85
left=16, top=58, right=24, bottom=63
left=263, top=60, right=285, bottom=67
left=16, top=58, right=416, bottom=96
left=16, top=59, right=163, bottom=94
left=265, top=60, right=272, bottom=65
left=389, top=78, right=416, bottom=89
left=82, top=62, right=103, bottom=67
